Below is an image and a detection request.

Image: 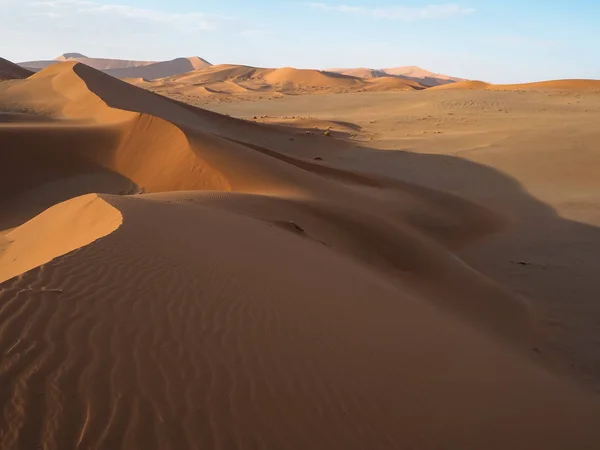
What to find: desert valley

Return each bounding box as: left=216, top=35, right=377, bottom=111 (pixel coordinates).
left=1, top=50, right=600, bottom=449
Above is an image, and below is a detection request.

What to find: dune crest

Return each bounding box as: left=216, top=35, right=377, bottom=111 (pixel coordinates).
left=0, top=194, right=122, bottom=283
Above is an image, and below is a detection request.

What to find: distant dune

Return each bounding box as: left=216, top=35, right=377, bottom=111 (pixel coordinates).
left=134, top=64, right=426, bottom=102
left=167, top=64, right=262, bottom=83
left=383, top=65, right=462, bottom=82
left=429, top=80, right=490, bottom=90
left=362, top=76, right=425, bottom=91
left=19, top=53, right=212, bottom=80
left=0, top=57, right=33, bottom=80
left=18, top=55, right=465, bottom=97
left=51, top=53, right=156, bottom=70
left=19, top=53, right=155, bottom=71
left=263, top=67, right=362, bottom=88
left=105, top=56, right=212, bottom=79
left=327, top=67, right=389, bottom=79
left=431, top=79, right=600, bottom=91
left=54, top=52, right=88, bottom=61
left=19, top=55, right=459, bottom=90
left=329, top=65, right=463, bottom=87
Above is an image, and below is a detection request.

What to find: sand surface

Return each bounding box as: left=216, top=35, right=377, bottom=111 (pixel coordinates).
left=207, top=86, right=600, bottom=389
left=1, top=61, right=600, bottom=448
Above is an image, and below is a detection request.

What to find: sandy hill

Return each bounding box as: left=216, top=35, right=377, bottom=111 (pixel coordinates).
left=55, top=52, right=88, bottom=61
left=383, top=65, right=461, bottom=81
left=170, top=64, right=263, bottom=83
left=19, top=54, right=212, bottom=80
left=138, top=64, right=425, bottom=101
left=327, top=67, right=389, bottom=79
left=263, top=67, right=363, bottom=88
left=361, top=76, right=425, bottom=91
left=104, top=57, right=212, bottom=79
left=329, top=65, right=462, bottom=87
left=429, top=80, right=490, bottom=90
left=158, top=65, right=365, bottom=88
left=431, top=79, right=600, bottom=91
left=66, top=57, right=155, bottom=70
left=0, top=61, right=599, bottom=448
left=0, top=57, right=33, bottom=80
left=169, top=65, right=367, bottom=87
left=130, top=64, right=266, bottom=97
left=19, top=54, right=154, bottom=71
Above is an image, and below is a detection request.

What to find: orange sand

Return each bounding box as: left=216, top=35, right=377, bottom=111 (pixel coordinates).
left=1, top=61, right=600, bottom=449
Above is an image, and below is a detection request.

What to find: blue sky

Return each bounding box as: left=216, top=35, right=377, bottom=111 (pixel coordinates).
left=1, top=0, right=599, bottom=82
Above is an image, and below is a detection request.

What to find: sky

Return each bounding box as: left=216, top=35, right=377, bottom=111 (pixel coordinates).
left=1, top=0, right=599, bottom=83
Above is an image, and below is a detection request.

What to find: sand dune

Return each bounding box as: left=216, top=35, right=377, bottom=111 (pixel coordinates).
left=329, top=65, right=463, bottom=86
left=383, top=65, right=463, bottom=83
left=17, top=55, right=434, bottom=102
left=19, top=54, right=212, bottom=80
left=0, top=57, right=33, bottom=80
left=54, top=52, right=88, bottom=61
left=1, top=61, right=600, bottom=448
left=20, top=53, right=155, bottom=71
left=133, top=64, right=426, bottom=105
left=327, top=67, right=389, bottom=79
left=53, top=53, right=156, bottom=70
left=432, top=78, right=600, bottom=90
left=106, top=57, right=212, bottom=80
left=262, top=67, right=361, bottom=88
left=171, top=64, right=263, bottom=83
left=362, top=76, right=425, bottom=91
left=0, top=194, right=121, bottom=283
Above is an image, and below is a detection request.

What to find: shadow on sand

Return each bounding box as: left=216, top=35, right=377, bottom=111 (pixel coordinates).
left=303, top=141, right=600, bottom=390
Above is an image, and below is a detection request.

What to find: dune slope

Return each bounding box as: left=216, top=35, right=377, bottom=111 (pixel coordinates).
left=0, top=57, right=33, bottom=80
left=432, top=79, right=600, bottom=90
left=1, top=62, right=600, bottom=449
left=0, top=194, right=121, bottom=283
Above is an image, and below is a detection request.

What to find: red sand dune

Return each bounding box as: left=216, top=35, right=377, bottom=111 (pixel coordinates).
left=1, top=62, right=599, bottom=449
left=140, top=64, right=426, bottom=97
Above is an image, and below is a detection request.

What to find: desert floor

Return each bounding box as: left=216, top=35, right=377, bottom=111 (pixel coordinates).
left=206, top=88, right=600, bottom=388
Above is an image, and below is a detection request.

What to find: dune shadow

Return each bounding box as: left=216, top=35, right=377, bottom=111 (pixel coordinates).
left=314, top=141, right=600, bottom=388
left=0, top=123, right=137, bottom=230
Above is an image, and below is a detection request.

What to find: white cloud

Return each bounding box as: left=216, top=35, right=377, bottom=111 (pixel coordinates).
left=308, top=3, right=365, bottom=13
left=25, top=0, right=228, bottom=30
left=308, top=3, right=474, bottom=20
left=0, top=0, right=265, bottom=61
